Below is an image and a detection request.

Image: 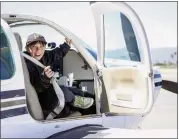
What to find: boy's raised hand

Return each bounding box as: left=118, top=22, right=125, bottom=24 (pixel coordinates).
left=65, top=38, right=72, bottom=47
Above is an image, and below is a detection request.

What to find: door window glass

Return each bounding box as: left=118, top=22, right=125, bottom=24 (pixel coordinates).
left=103, top=12, right=141, bottom=67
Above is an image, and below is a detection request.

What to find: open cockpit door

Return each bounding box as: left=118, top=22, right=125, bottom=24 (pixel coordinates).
left=90, top=2, right=154, bottom=115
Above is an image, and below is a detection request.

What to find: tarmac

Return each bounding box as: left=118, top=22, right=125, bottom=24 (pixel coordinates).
left=141, top=68, right=177, bottom=129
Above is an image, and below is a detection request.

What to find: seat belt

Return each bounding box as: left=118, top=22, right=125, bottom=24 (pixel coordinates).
left=21, top=52, right=65, bottom=120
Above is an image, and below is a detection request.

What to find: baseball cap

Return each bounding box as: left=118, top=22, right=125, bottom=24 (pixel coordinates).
left=26, top=33, right=47, bottom=47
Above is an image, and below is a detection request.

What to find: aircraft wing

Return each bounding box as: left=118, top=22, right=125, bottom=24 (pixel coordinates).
left=47, top=125, right=176, bottom=138
left=153, top=67, right=177, bottom=94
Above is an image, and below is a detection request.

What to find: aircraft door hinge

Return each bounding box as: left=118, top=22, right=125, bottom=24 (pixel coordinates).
left=97, top=69, right=102, bottom=77
left=149, top=71, right=154, bottom=78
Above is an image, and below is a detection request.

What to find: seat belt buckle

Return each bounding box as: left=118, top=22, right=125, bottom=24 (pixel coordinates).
left=58, top=76, right=69, bottom=87
left=54, top=72, right=60, bottom=78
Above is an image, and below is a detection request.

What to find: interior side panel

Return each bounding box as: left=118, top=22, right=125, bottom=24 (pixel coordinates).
left=101, top=67, right=149, bottom=114
left=63, top=50, right=94, bottom=80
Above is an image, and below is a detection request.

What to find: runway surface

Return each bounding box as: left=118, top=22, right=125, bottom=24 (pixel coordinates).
left=141, top=88, right=177, bottom=129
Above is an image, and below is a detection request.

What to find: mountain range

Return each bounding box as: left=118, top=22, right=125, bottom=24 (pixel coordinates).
left=150, top=47, right=177, bottom=64
left=105, top=47, right=177, bottom=64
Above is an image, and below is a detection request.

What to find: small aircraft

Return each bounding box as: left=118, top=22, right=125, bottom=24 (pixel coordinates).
left=1, top=2, right=164, bottom=138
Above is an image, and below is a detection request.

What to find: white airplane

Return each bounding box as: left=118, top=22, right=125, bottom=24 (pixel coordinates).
left=1, top=2, right=164, bottom=138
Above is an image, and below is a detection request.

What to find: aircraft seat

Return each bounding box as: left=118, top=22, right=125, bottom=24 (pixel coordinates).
left=14, top=32, right=44, bottom=120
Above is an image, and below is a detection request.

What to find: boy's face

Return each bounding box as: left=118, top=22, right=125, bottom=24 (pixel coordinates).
left=27, top=41, right=45, bottom=60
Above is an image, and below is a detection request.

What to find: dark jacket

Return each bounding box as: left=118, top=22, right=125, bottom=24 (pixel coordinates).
left=24, top=42, right=71, bottom=118
left=24, top=42, right=70, bottom=94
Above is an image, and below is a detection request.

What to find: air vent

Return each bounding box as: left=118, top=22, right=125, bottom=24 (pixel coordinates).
left=9, top=15, right=16, bottom=18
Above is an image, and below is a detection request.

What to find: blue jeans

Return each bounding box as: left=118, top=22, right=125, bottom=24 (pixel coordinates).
left=60, top=86, right=77, bottom=104
left=39, top=86, right=85, bottom=109
left=38, top=86, right=85, bottom=118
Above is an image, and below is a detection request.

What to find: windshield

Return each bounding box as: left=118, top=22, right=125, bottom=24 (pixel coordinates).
left=0, top=25, right=15, bottom=79
left=63, top=27, right=97, bottom=60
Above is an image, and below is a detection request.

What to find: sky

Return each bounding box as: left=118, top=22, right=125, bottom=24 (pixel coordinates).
left=1, top=2, right=177, bottom=50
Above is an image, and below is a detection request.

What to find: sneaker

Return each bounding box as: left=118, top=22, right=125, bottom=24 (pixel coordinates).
left=73, top=96, right=94, bottom=109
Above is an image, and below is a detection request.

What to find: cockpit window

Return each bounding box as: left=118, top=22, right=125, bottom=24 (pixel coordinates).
left=0, top=26, right=15, bottom=80
left=103, top=12, right=141, bottom=67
